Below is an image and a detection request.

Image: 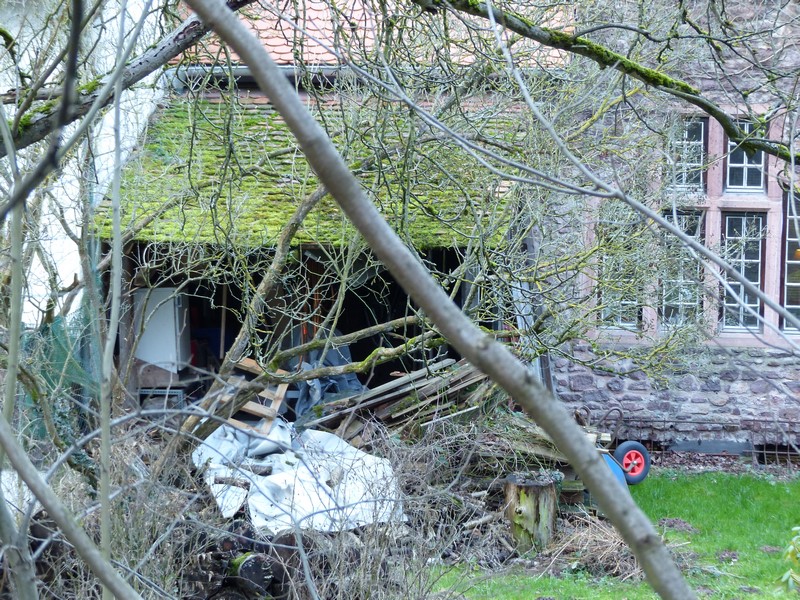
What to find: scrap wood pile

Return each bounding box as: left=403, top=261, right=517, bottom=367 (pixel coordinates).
left=297, top=358, right=494, bottom=446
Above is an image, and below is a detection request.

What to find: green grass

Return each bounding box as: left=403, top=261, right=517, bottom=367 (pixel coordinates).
left=444, top=469, right=800, bottom=599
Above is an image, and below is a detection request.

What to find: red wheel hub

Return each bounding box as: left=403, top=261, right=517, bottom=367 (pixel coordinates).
left=622, top=450, right=646, bottom=476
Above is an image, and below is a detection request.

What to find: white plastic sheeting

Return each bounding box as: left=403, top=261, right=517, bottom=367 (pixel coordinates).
left=192, top=420, right=405, bottom=534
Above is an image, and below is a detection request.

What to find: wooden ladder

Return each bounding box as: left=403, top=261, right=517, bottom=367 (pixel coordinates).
left=223, top=358, right=290, bottom=435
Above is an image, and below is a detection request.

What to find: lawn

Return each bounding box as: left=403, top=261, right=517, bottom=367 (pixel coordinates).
left=444, top=467, right=800, bottom=599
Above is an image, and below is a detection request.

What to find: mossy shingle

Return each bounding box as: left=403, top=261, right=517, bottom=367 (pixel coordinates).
left=96, top=96, right=516, bottom=249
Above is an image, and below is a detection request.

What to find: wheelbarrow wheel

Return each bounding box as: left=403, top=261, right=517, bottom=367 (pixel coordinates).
left=613, top=441, right=650, bottom=485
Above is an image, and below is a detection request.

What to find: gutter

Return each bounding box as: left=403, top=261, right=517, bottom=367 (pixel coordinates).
left=165, top=64, right=346, bottom=92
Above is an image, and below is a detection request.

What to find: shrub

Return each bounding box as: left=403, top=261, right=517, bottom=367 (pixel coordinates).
left=782, top=526, right=800, bottom=592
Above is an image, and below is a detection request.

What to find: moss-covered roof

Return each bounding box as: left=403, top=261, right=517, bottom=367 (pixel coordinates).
left=98, top=95, right=520, bottom=249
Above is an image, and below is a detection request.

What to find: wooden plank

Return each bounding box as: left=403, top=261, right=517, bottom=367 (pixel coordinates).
left=384, top=395, right=439, bottom=420
left=273, top=382, right=289, bottom=406
left=338, top=419, right=365, bottom=441
left=257, top=381, right=287, bottom=434
left=226, top=417, right=268, bottom=434
left=419, top=405, right=480, bottom=427
left=239, top=401, right=277, bottom=420
left=236, top=357, right=263, bottom=375
left=322, top=358, right=456, bottom=408
left=412, top=401, right=456, bottom=421
left=386, top=369, right=486, bottom=421
left=298, top=359, right=460, bottom=429
left=300, top=381, right=430, bottom=428
left=406, top=366, right=484, bottom=404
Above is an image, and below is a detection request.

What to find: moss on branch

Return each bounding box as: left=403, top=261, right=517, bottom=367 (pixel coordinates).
left=414, top=0, right=798, bottom=163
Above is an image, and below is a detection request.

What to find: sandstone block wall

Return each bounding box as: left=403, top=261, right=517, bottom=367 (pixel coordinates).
left=553, top=344, right=800, bottom=447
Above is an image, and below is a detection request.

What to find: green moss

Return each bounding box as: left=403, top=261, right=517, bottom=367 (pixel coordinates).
left=541, top=27, right=699, bottom=94
left=447, top=0, right=700, bottom=97
left=16, top=98, right=58, bottom=133
left=0, top=27, right=15, bottom=56
left=95, top=98, right=512, bottom=249
left=228, top=552, right=252, bottom=574
left=78, top=78, right=102, bottom=95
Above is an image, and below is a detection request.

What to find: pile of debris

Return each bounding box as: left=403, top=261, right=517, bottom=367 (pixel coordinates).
left=299, top=358, right=492, bottom=446
left=180, top=358, right=631, bottom=598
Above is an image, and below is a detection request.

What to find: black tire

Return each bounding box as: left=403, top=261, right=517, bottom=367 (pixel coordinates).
left=613, top=441, right=651, bottom=485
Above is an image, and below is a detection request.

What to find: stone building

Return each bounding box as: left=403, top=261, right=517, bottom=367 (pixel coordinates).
left=548, top=1, right=800, bottom=452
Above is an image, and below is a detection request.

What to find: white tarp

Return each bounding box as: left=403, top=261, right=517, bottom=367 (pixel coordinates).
left=192, top=420, right=405, bottom=534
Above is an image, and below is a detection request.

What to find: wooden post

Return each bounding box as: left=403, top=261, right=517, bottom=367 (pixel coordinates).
left=504, top=471, right=561, bottom=553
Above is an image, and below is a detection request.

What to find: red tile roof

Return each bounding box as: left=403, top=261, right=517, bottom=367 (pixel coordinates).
left=186, top=0, right=375, bottom=66
left=181, top=1, right=568, bottom=68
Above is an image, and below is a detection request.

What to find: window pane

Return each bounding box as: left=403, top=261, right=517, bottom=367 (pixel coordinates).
left=744, top=262, right=760, bottom=282
left=742, top=288, right=758, bottom=305
left=686, top=121, right=703, bottom=140
left=744, top=241, right=761, bottom=260
left=786, top=283, right=800, bottom=308
left=686, top=170, right=702, bottom=186
left=746, top=167, right=762, bottom=187
left=727, top=120, right=765, bottom=190
left=728, top=167, right=744, bottom=188
left=727, top=216, right=743, bottom=237
left=740, top=313, right=758, bottom=327
left=668, top=119, right=706, bottom=191
left=784, top=202, right=800, bottom=329
left=724, top=312, right=740, bottom=327
left=746, top=150, right=763, bottom=166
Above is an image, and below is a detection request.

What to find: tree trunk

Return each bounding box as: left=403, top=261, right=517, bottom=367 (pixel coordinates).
left=504, top=471, right=560, bottom=553
left=117, top=251, right=138, bottom=410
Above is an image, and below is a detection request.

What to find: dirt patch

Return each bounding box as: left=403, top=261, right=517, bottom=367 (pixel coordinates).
left=717, top=550, right=739, bottom=564
left=658, top=518, right=699, bottom=534
left=654, top=452, right=798, bottom=481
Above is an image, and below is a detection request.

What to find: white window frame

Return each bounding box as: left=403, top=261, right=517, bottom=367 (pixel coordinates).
left=721, top=212, right=766, bottom=331
left=783, top=196, right=800, bottom=330
left=596, top=220, right=644, bottom=330
left=726, top=121, right=765, bottom=192
left=660, top=211, right=705, bottom=327
left=669, top=119, right=706, bottom=192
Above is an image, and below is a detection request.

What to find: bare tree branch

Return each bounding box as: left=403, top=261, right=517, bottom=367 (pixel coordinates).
left=413, top=0, right=798, bottom=163
left=0, top=0, right=257, bottom=160
left=182, top=0, right=696, bottom=598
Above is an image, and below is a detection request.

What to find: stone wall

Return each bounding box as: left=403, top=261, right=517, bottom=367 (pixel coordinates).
left=553, top=344, right=800, bottom=447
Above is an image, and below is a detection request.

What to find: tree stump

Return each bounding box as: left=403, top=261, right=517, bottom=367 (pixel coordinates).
left=504, top=471, right=561, bottom=553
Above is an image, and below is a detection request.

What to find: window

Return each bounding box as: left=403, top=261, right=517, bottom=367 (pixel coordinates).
left=660, top=211, right=705, bottom=326
left=596, top=213, right=648, bottom=329
left=721, top=212, right=766, bottom=330
left=669, top=119, right=706, bottom=192
left=726, top=121, right=765, bottom=191
left=598, top=259, right=641, bottom=328
left=784, top=196, right=800, bottom=329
